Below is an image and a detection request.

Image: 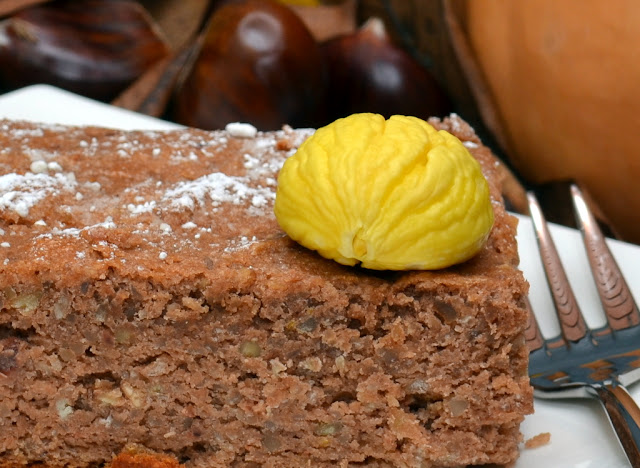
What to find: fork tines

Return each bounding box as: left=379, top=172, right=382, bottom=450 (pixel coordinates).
left=526, top=184, right=640, bottom=353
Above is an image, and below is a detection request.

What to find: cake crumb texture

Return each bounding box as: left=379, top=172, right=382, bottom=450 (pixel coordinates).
left=0, top=116, right=532, bottom=467
left=108, top=452, right=181, bottom=468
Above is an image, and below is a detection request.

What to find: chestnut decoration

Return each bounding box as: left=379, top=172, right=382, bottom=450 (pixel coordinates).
left=0, top=0, right=170, bottom=102
left=321, top=17, right=451, bottom=122
left=172, top=0, right=326, bottom=131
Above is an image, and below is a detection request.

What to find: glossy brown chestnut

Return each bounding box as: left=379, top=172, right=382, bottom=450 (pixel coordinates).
left=321, top=18, right=451, bottom=122
left=172, top=0, right=326, bottom=131
left=0, top=0, right=169, bottom=102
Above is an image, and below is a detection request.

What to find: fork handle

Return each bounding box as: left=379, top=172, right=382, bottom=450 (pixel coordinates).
left=591, top=383, right=640, bottom=466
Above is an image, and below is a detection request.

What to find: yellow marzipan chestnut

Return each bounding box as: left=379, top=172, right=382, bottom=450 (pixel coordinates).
left=274, top=113, right=494, bottom=270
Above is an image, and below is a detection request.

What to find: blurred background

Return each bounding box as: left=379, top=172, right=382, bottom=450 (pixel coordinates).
left=0, top=0, right=638, bottom=245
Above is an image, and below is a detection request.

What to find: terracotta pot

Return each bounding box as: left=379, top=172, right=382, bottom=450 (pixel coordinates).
left=461, top=0, right=640, bottom=243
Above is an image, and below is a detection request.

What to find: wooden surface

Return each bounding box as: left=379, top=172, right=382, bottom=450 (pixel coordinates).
left=288, top=0, right=357, bottom=41
left=139, top=0, right=212, bottom=51
left=0, top=0, right=50, bottom=17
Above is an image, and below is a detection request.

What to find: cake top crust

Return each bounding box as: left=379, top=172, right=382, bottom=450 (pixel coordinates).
left=0, top=115, right=521, bottom=297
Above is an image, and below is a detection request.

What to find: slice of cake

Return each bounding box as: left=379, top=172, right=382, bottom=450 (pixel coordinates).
left=0, top=115, right=532, bottom=467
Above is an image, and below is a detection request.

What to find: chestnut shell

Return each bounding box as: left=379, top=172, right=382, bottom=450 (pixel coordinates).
left=172, top=0, right=327, bottom=131
left=0, top=0, right=169, bottom=102
left=321, top=20, right=451, bottom=122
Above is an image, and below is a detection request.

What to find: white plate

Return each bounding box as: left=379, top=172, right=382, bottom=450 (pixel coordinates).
left=0, top=84, right=182, bottom=130
left=1, top=85, right=639, bottom=467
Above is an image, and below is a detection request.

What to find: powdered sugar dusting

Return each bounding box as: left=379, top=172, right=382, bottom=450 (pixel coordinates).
left=163, top=172, right=274, bottom=211
left=226, top=122, right=257, bottom=138
left=127, top=201, right=156, bottom=214
left=224, top=235, right=258, bottom=253
left=39, top=218, right=116, bottom=239
left=0, top=172, right=77, bottom=217
left=30, top=160, right=48, bottom=173
left=0, top=120, right=316, bottom=270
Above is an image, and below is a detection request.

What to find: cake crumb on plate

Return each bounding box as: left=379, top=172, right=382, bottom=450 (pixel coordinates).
left=525, top=432, right=552, bottom=449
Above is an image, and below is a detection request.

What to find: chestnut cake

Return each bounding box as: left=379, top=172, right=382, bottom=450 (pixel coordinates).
left=0, top=116, right=533, bottom=467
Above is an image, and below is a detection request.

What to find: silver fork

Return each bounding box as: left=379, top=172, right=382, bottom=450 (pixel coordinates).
left=526, top=184, right=640, bottom=466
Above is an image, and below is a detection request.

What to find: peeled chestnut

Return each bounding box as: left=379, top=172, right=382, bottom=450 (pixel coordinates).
left=0, top=0, right=170, bottom=102
left=172, top=0, right=326, bottom=131
left=321, top=17, right=451, bottom=122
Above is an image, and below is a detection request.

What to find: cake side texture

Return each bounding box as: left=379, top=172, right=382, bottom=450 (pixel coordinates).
left=0, top=116, right=533, bottom=467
